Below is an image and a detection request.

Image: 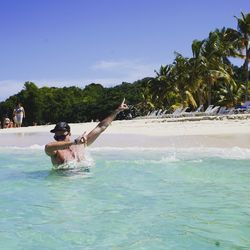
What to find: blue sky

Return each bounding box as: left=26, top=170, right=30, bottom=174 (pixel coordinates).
left=0, top=0, right=249, bottom=101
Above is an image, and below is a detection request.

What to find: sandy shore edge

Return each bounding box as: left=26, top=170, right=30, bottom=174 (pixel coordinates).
left=1, top=117, right=250, bottom=148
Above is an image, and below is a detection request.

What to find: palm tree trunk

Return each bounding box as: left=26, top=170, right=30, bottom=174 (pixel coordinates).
left=207, top=79, right=212, bottom=106
left=244, top=45, right=249, bottom=101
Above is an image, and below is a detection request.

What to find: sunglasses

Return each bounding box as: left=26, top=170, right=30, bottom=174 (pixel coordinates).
left=54, top=133, right=69, bottom=141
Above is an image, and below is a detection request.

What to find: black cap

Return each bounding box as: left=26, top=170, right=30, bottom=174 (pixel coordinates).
left=50, top=122, right=70, bottom=133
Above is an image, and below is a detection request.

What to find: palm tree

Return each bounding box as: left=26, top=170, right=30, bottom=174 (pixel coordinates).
left=149, top=64, right=175, bottom=109
left=227, top=12, right=250, bottom=101
left=172, top=53, right=197, bottom=108
left=189, top=39, right=207, bottom=107
left=195, top=30, right=236, bottom=106
left=136, top=79, right=155, bottom=114
left=215, top=80, right=244, bottom=107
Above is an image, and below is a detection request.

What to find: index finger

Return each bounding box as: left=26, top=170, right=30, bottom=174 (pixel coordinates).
left=121, top=98, right=126, bottom=105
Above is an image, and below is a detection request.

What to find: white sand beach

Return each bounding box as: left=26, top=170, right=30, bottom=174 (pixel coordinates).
left=1, top=115, right=250, bottom=148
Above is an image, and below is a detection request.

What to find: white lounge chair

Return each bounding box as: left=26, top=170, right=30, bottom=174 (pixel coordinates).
left=183, top=104, right=203, bottom=117
left=193, top=105, right=220, bottom=116
left=147, top=110, right=158, bottom=118
left=175, top=107, right=190, bottom=117
left=134, top=110, right=156, bottom=120
left=191, top=105, right=213, bottom=116
left=156, top=109, right=162, bottom=116
left=158, top=109, right=168, bottom=118
left=217, top=106, right=227, bottom=116
left=226, top=107, right=236, bottom=115
left=206, top=106, right=220, bottom=116
left=204, top=105, right=214, bottom=113
left=162, top=107, right=183, bottom=118
left=195, top=104, right=204, bottom=113
left=170, top=107, right=184, bottom=118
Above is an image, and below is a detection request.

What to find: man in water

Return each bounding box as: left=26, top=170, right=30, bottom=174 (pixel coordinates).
left=45, top=99, right=128, bottom=166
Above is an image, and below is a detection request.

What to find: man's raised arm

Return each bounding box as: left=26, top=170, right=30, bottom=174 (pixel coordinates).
left=86, top=99, right=128, bottom=146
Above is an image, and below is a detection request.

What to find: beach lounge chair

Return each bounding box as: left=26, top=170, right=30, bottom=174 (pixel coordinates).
left=226, top=107, right=236, bottom=115
left=242, top=101, right=250, bottom=108
left=162, top=107, right=183, bottom=118
left=156, top=109, right=162, bottom=116
left=204, top=105, right=214, bottom=114
left=144, top=109, right=165, bottom=119
left=147, top=110, right=158, bottom=118
left=206, top=106, right=220, bottom=116
left=195, top=104, right=204, bottom=113
left=175, top=107, right=190, bottom=117
left=184, top=104, right=204, bottom=117
left=235, top=101, right=250, bottom=113
left=217, top=106, right=228, bottom=116
left=158, top=109, right=168, bottom=118
left=192, top=105, right=213, bottom=116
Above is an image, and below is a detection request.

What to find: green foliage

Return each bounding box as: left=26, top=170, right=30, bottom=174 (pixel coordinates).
left=0, top=81, right=143, bottom=125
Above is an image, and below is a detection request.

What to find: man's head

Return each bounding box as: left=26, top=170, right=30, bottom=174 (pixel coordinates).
left=50, top=122, right=71, bottom=141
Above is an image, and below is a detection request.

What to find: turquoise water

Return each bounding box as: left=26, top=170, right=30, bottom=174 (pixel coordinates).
left=0, top=146, right=250, bottom=249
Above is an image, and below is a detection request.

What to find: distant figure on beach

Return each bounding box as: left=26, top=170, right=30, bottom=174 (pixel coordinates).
left=13, top=103, right=25, bottom=127
left=45, top=99, right=128, bottom=166
left=3, top=115, right=10, bottom=128
left=8, top=120, right=14, bottom=128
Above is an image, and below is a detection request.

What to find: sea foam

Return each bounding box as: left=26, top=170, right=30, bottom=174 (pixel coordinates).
left=0, top=145, right=250, bottom=160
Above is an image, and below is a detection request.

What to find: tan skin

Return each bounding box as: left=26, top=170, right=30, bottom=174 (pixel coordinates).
left=45, top=99, right=128, bottom=166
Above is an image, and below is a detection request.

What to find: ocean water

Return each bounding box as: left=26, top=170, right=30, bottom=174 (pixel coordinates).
left=0, top=145, right=250, bottom=250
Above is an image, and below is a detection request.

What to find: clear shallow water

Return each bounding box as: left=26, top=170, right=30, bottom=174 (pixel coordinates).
left=0, top=146, right=250, bottom=250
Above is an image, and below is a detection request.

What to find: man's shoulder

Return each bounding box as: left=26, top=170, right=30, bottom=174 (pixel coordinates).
left=44, top=143, right=57, bottom=156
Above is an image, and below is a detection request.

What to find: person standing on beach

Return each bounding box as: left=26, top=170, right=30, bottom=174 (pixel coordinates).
left=45, top=99, right=128, bottom=166
left=13, top=103, right=25, bottom=127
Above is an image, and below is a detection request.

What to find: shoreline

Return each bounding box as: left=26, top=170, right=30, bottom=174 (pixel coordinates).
left=1, top=117, right=250, bottom=148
